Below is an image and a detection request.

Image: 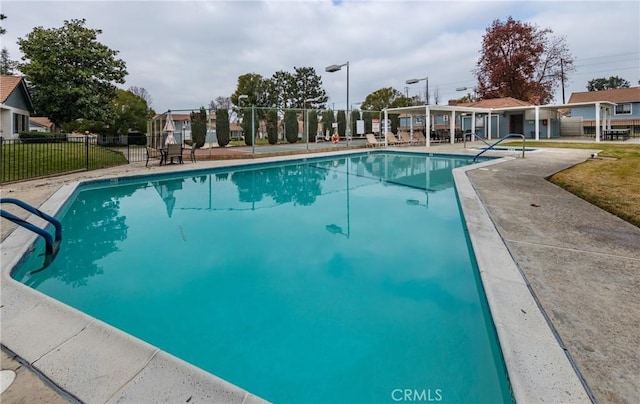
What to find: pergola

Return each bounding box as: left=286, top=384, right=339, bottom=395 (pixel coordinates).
left=383, top=100, right=618, bottom=146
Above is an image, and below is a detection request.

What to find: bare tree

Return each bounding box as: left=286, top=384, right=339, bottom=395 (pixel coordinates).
left=128, top=86, right=153, bottom=107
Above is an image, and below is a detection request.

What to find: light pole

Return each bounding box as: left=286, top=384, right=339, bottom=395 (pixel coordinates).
left=238, top=94, right=255, bottom=154
left=325, top=61, right=350, bottom=146
left=406, top=77, right=429, bottom=105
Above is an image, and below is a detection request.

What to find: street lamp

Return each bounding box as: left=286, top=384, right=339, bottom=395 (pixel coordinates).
left=456, top=86, right=477, bottom=101
left=325, top=61, right=350, bottom=145
left=238, top=95, right=255, bottom=154
left=406, top=77, right=429, bottom=105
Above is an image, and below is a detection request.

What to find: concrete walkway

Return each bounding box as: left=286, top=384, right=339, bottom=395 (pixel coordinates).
left=2, top=142, right=639, bottom=403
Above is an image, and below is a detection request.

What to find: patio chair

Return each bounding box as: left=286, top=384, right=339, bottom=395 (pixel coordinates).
left=387, top=132, right=409, bottom=146
left=146, top=146, right=164, bottom=167
left=165, top=143, right=183, bottom=164
left=413, top=131, right=427, bottom=145
left=400, top=132, right=419, bottom=145
left=366, top=133, right=384, bottom=148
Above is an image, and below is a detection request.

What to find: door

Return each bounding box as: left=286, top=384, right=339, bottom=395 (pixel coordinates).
left=509, top=114, right=524, bottom=135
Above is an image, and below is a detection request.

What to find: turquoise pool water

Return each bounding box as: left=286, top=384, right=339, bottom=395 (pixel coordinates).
left=13, top=152, right=512, bottom=403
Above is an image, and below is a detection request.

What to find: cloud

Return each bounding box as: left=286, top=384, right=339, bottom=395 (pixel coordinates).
left=3, top=0, right=638, bottom=112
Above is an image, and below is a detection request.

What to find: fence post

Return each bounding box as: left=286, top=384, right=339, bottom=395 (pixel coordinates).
left=85, top=134, right=90, bottom=171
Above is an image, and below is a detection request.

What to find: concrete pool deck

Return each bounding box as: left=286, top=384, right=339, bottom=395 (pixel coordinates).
left=1, top=142, right=639, bottom=403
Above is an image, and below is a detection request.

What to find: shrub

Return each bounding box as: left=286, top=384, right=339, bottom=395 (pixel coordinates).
left=18, top=132, right=65, bottom=143
left=266, top=109, right=278, bottom=145
left=216, top=109, right=230, bottom=147
left=285, top=110, right=298, bottom=143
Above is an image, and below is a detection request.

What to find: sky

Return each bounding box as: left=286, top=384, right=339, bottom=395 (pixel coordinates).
left=2, top=0, right=639, bottom=113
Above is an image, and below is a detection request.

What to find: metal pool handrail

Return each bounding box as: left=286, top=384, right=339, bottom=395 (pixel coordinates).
left=473, top=133, right=526, bottom=163
left=0, top=197, right=62, bottom=273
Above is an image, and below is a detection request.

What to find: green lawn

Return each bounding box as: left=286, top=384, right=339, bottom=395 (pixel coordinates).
left=504, top=141, right=640, bottom=227
left=1, top=142, right=129, bottom=183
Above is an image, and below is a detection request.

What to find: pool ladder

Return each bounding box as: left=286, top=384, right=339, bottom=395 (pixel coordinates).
left=0, top=198, right=62, bottom=272
left=472, top=133, right=526, bottom=163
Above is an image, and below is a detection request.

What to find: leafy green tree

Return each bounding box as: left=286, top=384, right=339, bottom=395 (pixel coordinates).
left=17, top=19, right=127, bottom=126
left=350, top=110, right=360, bottom=137
left=362, top=87, right=404, bottom=111
left=337, top=110, right=346, bottom=138
left=291, top=66, right=328, bottom=109
left=231, top=73, right=271, bottom=120
left=587, top=76, right=630, bottom=91
left=270, top=70, right=295, bottom=109
left=0, top=16, right=18, bottom=75
left=241, top=107, right=259, bottom=146
left=322, top=110, right=335, bottom=139
left=266, top=109, right=278, bottom=145
left=216, top=109, right=230, bottom=147
left=108, top=89, right=149, bottom=136
left=308, top=110, right=319, bottom=142
left=190, top=107, right=207, bottom=148
left=284, top=110, right=298, bottom=143
left=363, top=110, right=374, bottom=133
left=0, top=48, right=17, bottom=75
left=476, top=16, right=574, bottom=104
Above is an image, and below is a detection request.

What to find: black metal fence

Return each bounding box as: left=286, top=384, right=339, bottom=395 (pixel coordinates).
left=0, top=134, right=147, bottom=184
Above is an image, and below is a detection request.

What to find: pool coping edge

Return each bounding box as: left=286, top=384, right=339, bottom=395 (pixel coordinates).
left=453, top=158, right=591, bottom=403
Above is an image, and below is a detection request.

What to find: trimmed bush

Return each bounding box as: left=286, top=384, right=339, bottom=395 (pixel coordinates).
left=18, top=132, right=65, bottom=143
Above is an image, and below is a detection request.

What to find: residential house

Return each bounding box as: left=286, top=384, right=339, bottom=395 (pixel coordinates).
left=568, top=87, right=640, bottom=136
left=29, top=116, right=57, bottom=133
left=0, top=75, right=35, bottom=139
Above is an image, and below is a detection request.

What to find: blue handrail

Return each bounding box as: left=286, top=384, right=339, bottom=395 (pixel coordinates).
left=0, top=198, right=62, bottom=271
left=473, top=133, right=526, bottom=163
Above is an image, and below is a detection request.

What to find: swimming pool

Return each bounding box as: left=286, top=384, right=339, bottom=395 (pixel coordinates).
left=12, top=152, right=512, bottom=403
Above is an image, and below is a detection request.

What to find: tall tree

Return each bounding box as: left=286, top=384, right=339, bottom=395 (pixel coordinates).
left=336, top=110, right=346, bottom=138
left=290, top=66, right=327, bottom=109
left=284, top=110, right=298, bottom=143
left=190, top=107, right=207, bottom=148
left=209, top=96, right=231, bottom=110
left=266, top=109, right=278, bottom=145
left=350, top=110, right=360, bottom=137
left=110, top=89, right=149, bottom=135
left=216, top=109, right=230, bottom=147
left=476, top=16, right=574, bottom=104
left=128, top=86, right=152, bottom=107
left=587, top=76, right=631, bottom=91
left=0, top=14, right=18, bottom=75
left=241, top=107, right=259, bottom=146
left=308, top=110, right=319, bottom=142
left=362, top=87, right=404, bottom=111
left=0, top=48, right=17, bottom=75
left=18, top=19, right=127, bottom=126
left=270, top=70, right=295, bottom=110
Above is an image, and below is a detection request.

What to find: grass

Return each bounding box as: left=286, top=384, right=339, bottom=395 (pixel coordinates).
left=1, top=142, right=129, bottom=183
left=503, top=141, right=640, bottom=227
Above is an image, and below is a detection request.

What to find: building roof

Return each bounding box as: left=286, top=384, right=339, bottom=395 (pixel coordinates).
left=30, top=116, right=55, bottom=128
left=456, top=97, right=533, bottom=109
left=1, top=75, right=23, bottom=103
left=568, top=87, right=640, bottom=104
left=1, top=75, right=35, bottom=112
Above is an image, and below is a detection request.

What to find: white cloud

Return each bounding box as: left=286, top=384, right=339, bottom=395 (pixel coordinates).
left=3, top=0, right=638, bottom=112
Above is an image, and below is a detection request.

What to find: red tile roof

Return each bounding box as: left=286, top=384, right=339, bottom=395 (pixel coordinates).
left=30, top=116, right=54, bottom=128
left=454, top=97, right=532, bottom=109
left=0, top=75, right=23, bottom=103
left=568, top=87, right=640, bottom=103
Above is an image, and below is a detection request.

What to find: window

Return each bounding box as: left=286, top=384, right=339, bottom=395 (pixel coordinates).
left=615, top=103, right=631, bottom=115
left=12, top=113, right=29, bottom=133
